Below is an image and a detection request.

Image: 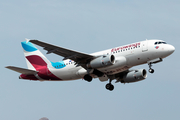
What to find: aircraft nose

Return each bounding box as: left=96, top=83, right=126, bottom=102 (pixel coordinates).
left=168, top=45, right=175, bottom=54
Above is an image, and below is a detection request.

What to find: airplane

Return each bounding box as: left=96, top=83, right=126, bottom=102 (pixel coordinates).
left=6, top=39, right=175, bottom=91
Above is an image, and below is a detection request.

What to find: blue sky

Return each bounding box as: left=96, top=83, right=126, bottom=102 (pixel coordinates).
left=0, top=0, right=180, bottom=120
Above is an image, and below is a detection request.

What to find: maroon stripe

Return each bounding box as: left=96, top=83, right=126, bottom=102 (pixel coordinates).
left=20, top=74, right=38, bottom=80
left=26, top=55, right=62, bottom=80
left=26, top=55, right=47, bottom=69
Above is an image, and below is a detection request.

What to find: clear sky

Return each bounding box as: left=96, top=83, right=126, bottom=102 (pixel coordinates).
left=0, top=0, right=180, bottom=120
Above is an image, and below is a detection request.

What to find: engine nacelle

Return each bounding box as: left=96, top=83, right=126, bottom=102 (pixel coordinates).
left=121, top=69, right=147, bottom=83
left=87, top=55, right=115, bottom=68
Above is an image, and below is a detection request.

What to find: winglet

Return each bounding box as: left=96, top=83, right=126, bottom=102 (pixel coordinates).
left=25, top=38, right=30, bottom=43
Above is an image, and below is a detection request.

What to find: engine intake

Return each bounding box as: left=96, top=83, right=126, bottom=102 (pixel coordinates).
left=121, top=69, right=147, bottom=83
left=87, top=55, right=115, bottom=68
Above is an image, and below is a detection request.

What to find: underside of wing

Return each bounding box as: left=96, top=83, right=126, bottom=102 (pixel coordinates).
left=6, top=66, right=37, bottom=75
left=30, top=40, right=95, bottom=67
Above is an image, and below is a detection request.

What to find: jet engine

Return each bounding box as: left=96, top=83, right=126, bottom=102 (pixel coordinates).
left=120, top=69, right=147, bottom=83
left=87, top=55, right=115, bottom=68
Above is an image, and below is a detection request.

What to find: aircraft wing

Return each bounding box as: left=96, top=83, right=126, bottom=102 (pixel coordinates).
left=30, top=40, right=95, bottom=67
left=6, top=66, right=37, bottom=75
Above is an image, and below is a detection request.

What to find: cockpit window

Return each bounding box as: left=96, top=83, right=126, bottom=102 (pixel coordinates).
left=154, top=41, right=167, bottom=45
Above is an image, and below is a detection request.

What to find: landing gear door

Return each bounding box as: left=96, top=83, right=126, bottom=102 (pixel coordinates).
left=142, top=40, right=148, bottom=52
left=99, top=74, right=108, bottom=82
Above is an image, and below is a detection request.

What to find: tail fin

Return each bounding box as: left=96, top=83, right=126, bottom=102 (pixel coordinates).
left=21, top=40, right=51, bottom=70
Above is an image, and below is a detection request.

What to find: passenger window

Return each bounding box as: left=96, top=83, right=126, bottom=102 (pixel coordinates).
left=155, top=42, right=157, bottom=45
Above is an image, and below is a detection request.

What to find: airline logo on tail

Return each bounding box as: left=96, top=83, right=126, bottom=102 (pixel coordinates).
left=20, top=41, right=61, bottom=80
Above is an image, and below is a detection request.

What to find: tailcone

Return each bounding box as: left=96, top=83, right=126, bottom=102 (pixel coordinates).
left=19, top=75, right=22, bottom=79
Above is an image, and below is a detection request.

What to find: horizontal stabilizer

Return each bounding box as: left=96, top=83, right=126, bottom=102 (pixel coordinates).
left=6, top=66, right=37, bottom=75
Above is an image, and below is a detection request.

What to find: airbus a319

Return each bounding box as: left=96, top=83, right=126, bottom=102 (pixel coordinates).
left=6, top=39, right=175, bottom=91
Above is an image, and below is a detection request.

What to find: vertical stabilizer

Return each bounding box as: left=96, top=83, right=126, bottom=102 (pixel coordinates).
left=21, top=40, right=51, bottom=70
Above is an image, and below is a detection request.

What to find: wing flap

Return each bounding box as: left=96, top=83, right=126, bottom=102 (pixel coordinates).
left=6, top=66, right=37, bottom=75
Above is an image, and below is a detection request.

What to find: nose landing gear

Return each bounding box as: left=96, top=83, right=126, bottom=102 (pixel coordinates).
left=148, top=63, right=154, bottom=73
left=147, top=58, right=163, bottom=74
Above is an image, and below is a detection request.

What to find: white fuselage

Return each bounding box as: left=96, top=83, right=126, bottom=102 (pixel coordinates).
left=48, top=40, right=175, bottom=81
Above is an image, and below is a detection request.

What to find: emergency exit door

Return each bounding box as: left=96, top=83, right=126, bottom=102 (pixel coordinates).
left=142, top=40, right=148, bottom=52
